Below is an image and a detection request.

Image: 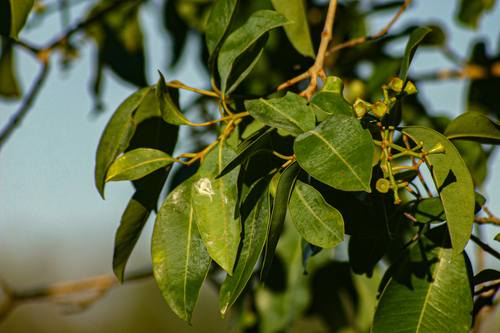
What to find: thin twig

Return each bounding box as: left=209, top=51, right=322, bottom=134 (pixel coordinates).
left=0, top=270, right=152, bottom=322
left=470, top=234, right=500, bottom=261
left=324, top=0, right=412, bottom=57
left=0, top=62, right=50, bottom=150
left=474, top=206, right=500, bottom=226
left=298, top=0, right=338, bottom=100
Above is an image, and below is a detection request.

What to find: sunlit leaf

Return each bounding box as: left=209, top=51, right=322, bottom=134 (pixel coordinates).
left=156, top=71, right=191, bottom=125
left=105, top=148, right=176, bottom=182
left=205, top=0, right=238, bottom=70
left=399, top=27, right=432, bottom=83
left=152, top=176, right=212, bottom=324
left=0, top=0, right=34, bottom=40
left=294, top=114, right=374, bottom=192
left=444, top=112, right=500, bottom=145
left=220, top=181, right=270, bottom=316
left=289, top=180, right=344, bottom=248
left=0, top=39, right=21, bottom=97
left=218, top=10, right=291, bottom=96
left=372, top=225, right=473, bottom=333
left=270, top=0, right=315, bottom=59
left=261, top=161, right=301, bottom=284
left=95, top=87, right=152, bottom=198
left=245, top=92, right=316, bottom=135
left=403, top=126, right=475, bottom=259
left=310, top=77, right=354, bottom=118
left=192, top=140, right=241, bottom=275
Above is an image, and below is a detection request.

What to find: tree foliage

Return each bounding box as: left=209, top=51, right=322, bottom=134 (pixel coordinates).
left=2, top=0, right=500, bottom=332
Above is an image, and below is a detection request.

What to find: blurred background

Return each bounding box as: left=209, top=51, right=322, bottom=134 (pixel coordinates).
left=1, top=0, right=500, bottom=332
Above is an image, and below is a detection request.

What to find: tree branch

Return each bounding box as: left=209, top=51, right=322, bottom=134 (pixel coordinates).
left=324, top=0, right=412, bottom=57
left=470, top=234, right=500, bottom=261
left=0, top=270, right=152, bottom=322
left=474, top=206, right=500, bottom=226
left=0, top=62, right=50, bottom=150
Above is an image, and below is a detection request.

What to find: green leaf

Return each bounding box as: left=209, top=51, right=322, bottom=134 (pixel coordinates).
left=86, top=0, right=147, bottom=87
left=444, top=112, right=500, bottom=145
left=473, top=269, right=500, bottom=285
left=260, top=161, right=301, bottom=284
left=105, top=148, right=176, bottom=182
left=310, top=77, right=354, bottom=118
left=294, top=114, right=374, bottom=192
left=411, top=197, right=446, bottom=223
left=218, top=10, right=291, bottom=96
left=457, top=0, right=494, bottom=28
left=205, top=0, right=238, bottom=70
left=372, top=226, right=473, bottom=333
left=156, top=71, right=191, bottom=125
left=163, top=0, right=189, bottom=68
left=403, top=126, right=475, bottom=259
left=270, top=0, right=315, bottom=59
left=219, top=181, right=270, bottom=316
left=0, top=39, right=21, bottom=98
left=95, top=87, right=151, bottom=198
left=218, top=129, right=273, bottom=179
left=245, top=92, right=316, bottom=136
left=192, top=140, right=241, bottom=275
left=225, top=32, right=269, bottom=96
left=399, top=27, right=432, bottom=83
left=0, top=0, right=34, bottom=40
left=113, top=167, right=171, bottom=283
left=152, top=176, right=212, bottom=324
left=494, top=233, right=500, bottom=243
left=289, top=180, right=344, bottom=248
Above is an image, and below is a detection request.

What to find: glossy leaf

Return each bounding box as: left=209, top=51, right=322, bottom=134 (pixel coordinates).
left=206, top=0, right=238, bottom=69
left=372, top=226, right=473, bottom=333
left=457, top=0, right=494, bottom=28
left=310, top=77, right=354, bottom=118
left=294, top=114, right=374, bottom=192
left=444, top=112, right=500, bottom=145
left=0, top=39, right=21, bottom=97
left=113, top=167, right=171, bottom=283
left=218, top=129, right=273, bottom=179
left=245, top=92, right=316, bottom=135
left=192, top=140, right=241, bottom=275
left=152, top=176, right=212, bottom=324
left=95, top=87, right=151, bottom=198
left=403, top=126, right=475, bottom=259
left=105, top=148, right=175, bottom=182
left=0, top=0, right=34, bottom=40
left=411, top=197, right=446, bottom=223
left=156, top=71, right=191, bottom=125
left=219, top=182, right=270, bottom=316
left=261, top=161, right=301, bottom=284
left=289, top=180, right=344, bottom=248
left=399, top=27, right=432, bottom=83
left=218, top=10, right=291, bottom=95
left=270, top=0, right=315, bottom=59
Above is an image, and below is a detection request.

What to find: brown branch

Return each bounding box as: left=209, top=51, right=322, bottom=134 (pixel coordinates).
left=0, top=62, right=50, bottom=150
left=325, top=0, right=412, bottom=57
left=470, top=234, right=500, bottom=261
left=0, top=270, right=152, bottom=321
left=298, top=0, right=338, bottom=100
left=474, top=206, right=500, bottom=226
